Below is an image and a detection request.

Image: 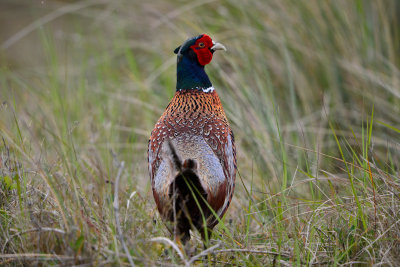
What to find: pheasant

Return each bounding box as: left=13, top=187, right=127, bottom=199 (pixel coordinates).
left=148, top=34, right=236, bottom=245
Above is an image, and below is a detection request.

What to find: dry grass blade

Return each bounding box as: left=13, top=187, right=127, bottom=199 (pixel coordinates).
left=1, top=0, right=399, bottom=265
left=187, top=242, right=221, bottom=265
left=1, top=0, right=108, bottom=50
left=1, top=227, right=65, bottom=253
left=0, top=253, right=88, bottom=261
left=149, top=237, right=188, bottom=265
left=113, top=161, right=135, bottom=267
left=211, top=248, right=291, bottom=258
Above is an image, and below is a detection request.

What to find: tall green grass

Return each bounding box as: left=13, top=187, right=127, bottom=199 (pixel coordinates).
left=1, top=0, right=399, bottom=265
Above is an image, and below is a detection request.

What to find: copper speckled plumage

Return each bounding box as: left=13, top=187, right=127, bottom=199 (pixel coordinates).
left=148, top=34, right=236, bottom=244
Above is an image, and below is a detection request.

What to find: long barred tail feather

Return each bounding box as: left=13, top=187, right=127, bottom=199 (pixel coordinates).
left=167, top=139, right=182, bottom=172
left=166, top=140, right=209, bottom=243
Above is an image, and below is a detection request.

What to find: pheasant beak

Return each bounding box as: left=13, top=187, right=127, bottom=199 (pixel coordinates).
left=211, top=41, right=226, bottom=52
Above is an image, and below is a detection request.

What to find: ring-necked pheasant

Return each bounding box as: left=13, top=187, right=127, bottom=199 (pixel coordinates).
left=148, top=34, right=236, bottom=245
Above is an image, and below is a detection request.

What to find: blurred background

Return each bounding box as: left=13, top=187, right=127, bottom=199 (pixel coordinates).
left=1, top=0, right=399, bottom=265
left=2, top=0, right=399, bottom=184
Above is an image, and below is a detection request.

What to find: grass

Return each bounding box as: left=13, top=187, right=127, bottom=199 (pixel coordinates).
left=1, top=0, right=399, bottom=265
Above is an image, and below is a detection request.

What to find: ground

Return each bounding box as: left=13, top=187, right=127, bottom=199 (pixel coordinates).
left=1, top=0, right=400, bottom=265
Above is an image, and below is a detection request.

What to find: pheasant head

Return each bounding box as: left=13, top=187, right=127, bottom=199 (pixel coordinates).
left=173, top=34, right=226, bottom=91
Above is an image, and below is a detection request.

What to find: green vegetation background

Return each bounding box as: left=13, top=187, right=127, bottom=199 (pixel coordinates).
left=1, top=0, right=399, bottom=265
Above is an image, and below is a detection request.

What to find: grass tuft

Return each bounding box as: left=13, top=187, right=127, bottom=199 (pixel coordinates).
left=1, top=0, right=399, bottom=265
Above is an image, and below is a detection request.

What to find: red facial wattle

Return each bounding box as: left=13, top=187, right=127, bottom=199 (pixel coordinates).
left=190, top=34, right=214, bottom=66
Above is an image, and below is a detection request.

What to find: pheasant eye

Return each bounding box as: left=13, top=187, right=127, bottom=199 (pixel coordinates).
left=198, top=42, right=205, bottom=48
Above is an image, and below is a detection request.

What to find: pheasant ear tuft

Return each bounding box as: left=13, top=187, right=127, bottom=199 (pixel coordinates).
left=174, top=46, right=181, bottom=54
